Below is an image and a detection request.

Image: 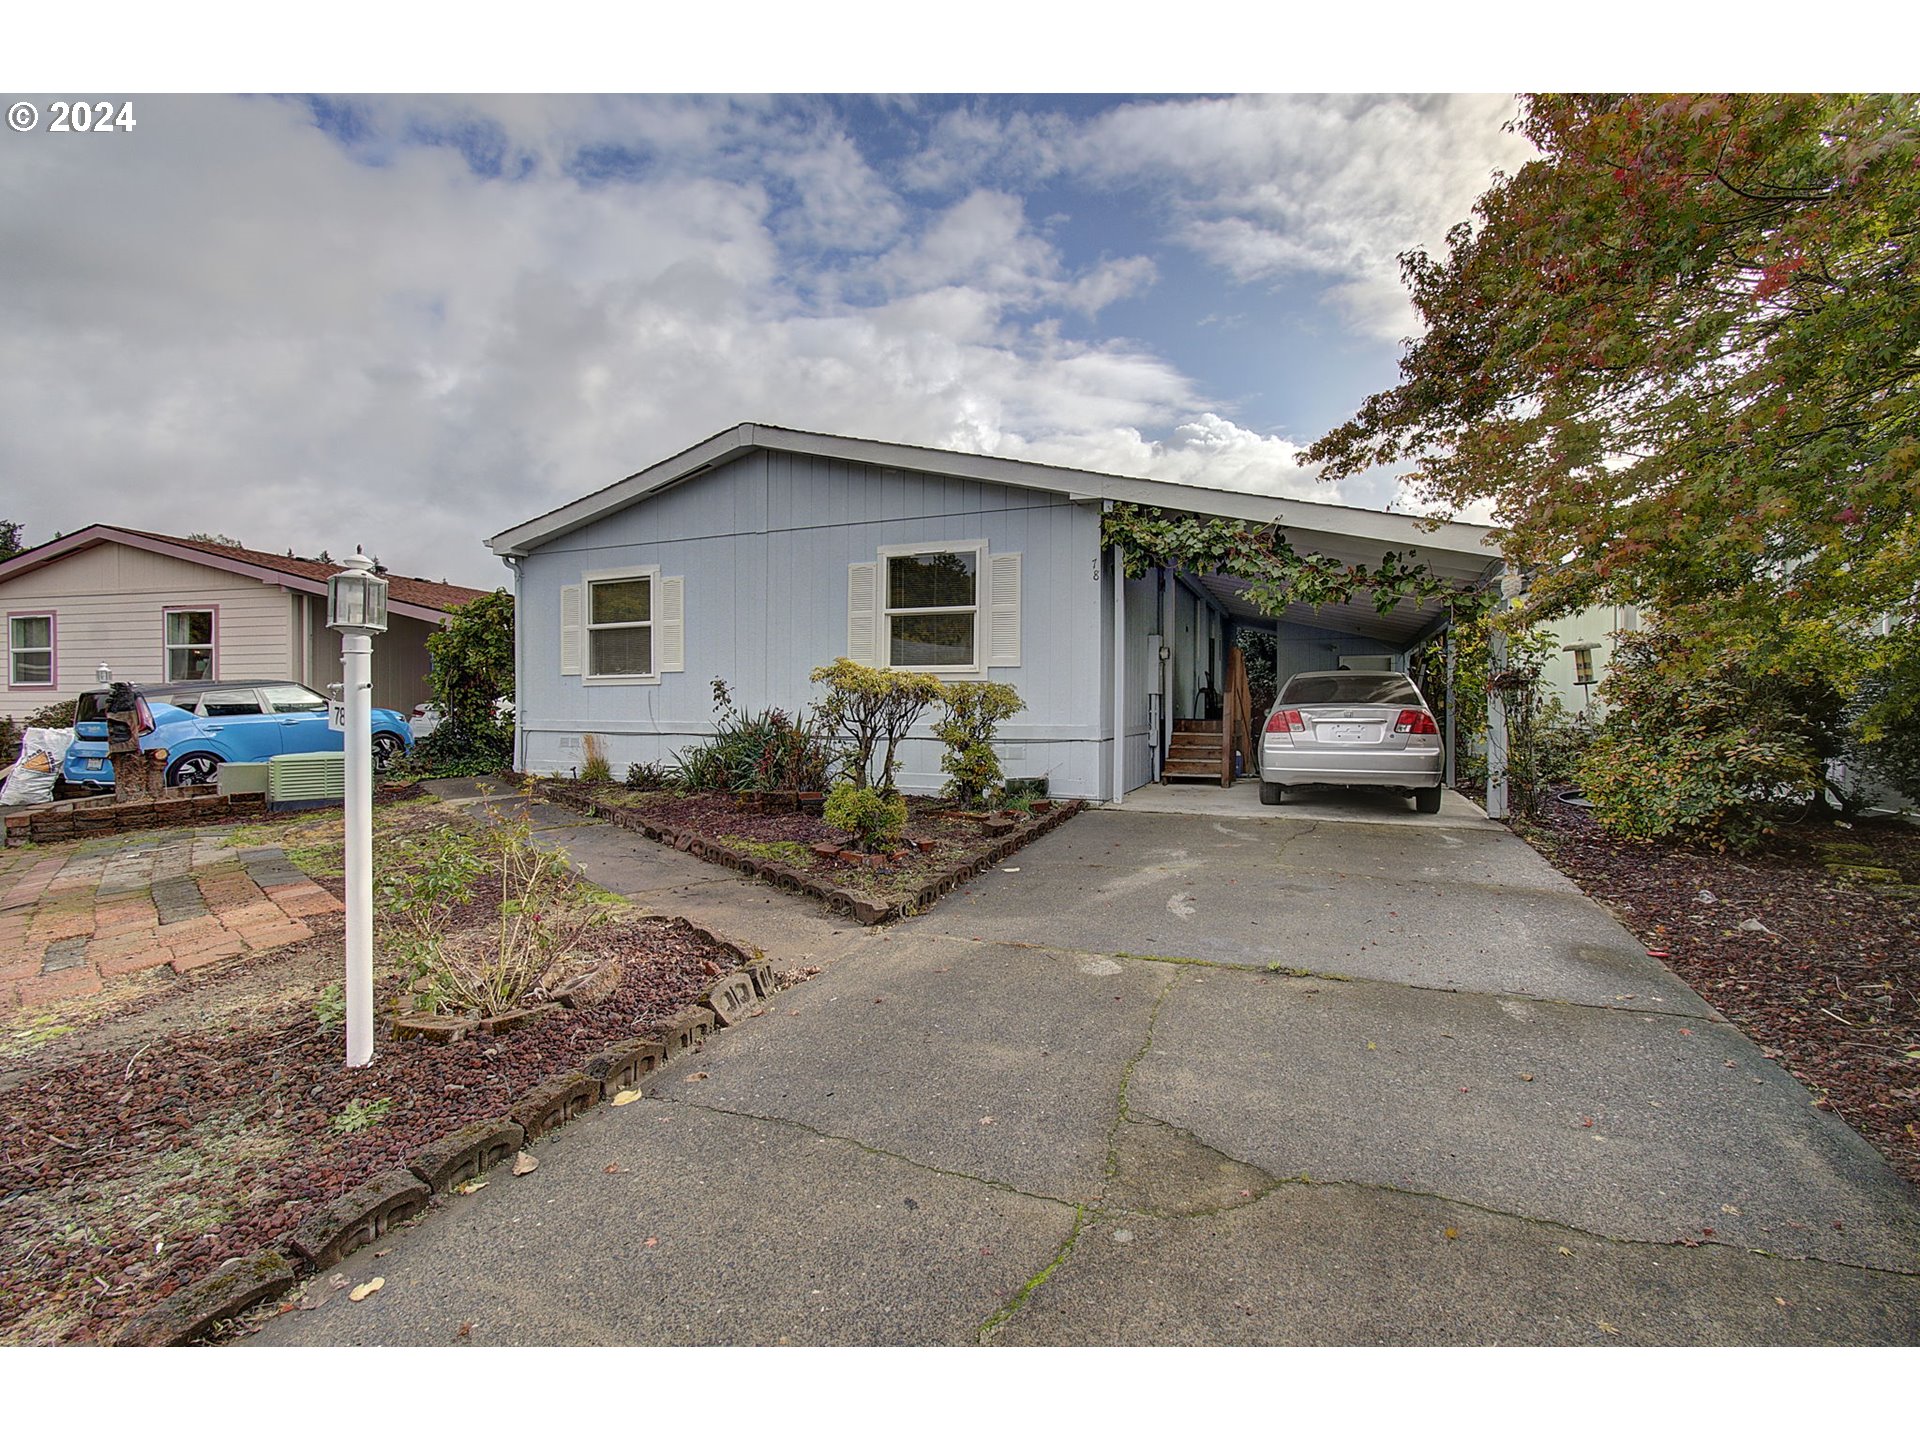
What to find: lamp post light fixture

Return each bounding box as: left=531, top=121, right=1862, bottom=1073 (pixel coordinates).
left=326, top=551, right=389, bottom=1068
left=96, top=663, right=112, bottom=685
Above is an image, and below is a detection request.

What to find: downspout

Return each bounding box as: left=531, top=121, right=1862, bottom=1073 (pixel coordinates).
left=1107, top=507, right=1126, bottom=805
left=1443, top=608, right=1457, bottom=789
left=503, top=554, right=525, bottom=775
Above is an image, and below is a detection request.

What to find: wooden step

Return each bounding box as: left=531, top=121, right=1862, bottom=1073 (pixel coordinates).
left=1173, top=719, right=1222, bottom=733
left=1161, top=759, right=1222, bottom=779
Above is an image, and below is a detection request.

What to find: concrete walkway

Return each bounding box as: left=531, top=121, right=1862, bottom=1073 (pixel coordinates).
left=248, top=787, right=1920, bottom=1345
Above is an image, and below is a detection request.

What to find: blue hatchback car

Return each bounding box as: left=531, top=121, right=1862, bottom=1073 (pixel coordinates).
left=62, top=680, right=414, bottom=791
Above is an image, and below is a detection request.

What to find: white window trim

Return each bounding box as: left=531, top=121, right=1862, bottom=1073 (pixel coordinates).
left=8, top=612, right=55, bottom=689
left=876, top=540, right=988, bottom=677
left=582, top=565, right=662, bottom=687
left=163, top=606, right=218, bottom=683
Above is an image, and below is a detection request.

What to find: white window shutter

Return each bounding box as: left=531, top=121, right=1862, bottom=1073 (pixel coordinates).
left=848, top=561, right=879, bottom=664
left=559, top=584, right=583, bottom=675
left=657, top=575, right=684, bottom=672
left=988, top=552, right=1021, bottom=668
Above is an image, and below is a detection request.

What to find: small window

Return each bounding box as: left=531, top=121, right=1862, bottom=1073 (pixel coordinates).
left=1568, top=645, right=1597, bottom=687
left=199, top=689, right=265, bottom=717
left=8, top=614, right=54, bottom=687
left=1279, top=673, right=1424, bottom=706
left=258, top=684, right=327, bottom=713
left=587, top=574, right=653, bottom=678
left=164, top=609, right=215, bottom=682
left=884, top=546, right=979, bottom=670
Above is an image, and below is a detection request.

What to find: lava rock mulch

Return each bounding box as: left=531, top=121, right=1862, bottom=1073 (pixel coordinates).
left=0, top=913, right=757, bottom=1346
left=1522, top=797, right=1920, bottom=1191
left=538, top=782, right=1083, bottom=923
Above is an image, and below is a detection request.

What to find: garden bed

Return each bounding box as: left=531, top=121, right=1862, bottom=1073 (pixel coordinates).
left=1519, top=796, right=1920, bottom=1191
left=534, top=781, right=1082, bottom=924
left=0, top=802, right=796, bottom=1346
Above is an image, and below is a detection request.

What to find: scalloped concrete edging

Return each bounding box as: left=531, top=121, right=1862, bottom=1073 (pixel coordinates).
left=113, top=918, right=795, bottom=1346
left=535, top=781, right=1083, bottom=925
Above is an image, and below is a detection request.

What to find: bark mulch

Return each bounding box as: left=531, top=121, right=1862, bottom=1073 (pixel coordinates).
left=550, top=783, right=1070, bottom=910
left=0, top=879, right=764, bottom=1345
left=1519, top=796, right=1920, bottom=1191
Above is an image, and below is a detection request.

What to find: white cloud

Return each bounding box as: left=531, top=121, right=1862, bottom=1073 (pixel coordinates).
left=0, top=94, right=1510, bottom=589
left=1069, top=93, right=1535, bottom=339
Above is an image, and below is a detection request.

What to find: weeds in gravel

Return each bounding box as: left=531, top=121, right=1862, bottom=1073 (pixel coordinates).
left=332, top=1097, right=393, bottom=1133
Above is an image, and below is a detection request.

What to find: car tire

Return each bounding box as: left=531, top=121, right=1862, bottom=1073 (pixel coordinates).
left=1259, top=781, right=1287, bottom=806
left=372, top=733, right=405, bottom=773
left=1415, top=786, right=1443, bottom=814
left=166, top=752, right=221, bottom=788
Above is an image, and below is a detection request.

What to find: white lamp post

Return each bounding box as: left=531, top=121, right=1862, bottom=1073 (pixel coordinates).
left=326, top=551, right=389, bottom=1068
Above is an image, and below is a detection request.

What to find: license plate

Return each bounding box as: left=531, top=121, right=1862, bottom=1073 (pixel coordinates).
left=1322, top=725, right=1370, bottom=743
left=83, top=757, right=105, bottom=771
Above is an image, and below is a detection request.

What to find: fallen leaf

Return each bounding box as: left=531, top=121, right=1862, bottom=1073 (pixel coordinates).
left=980, top=1116, right=994, bottom=1125
left=644, top=1236, right=659, bottom=1248
left=1596, top=1319, right=1618, bottom=1335
left=457, top=1322, right=472, bottom=1338
left=1775, top=1297, right=1788, bottom=1307
left=374, top=1248, right=391, bottom=1258
left=685, top=1071, right=708, bottom=1083
left=1519, top=1073, right=1535, bottom=1082
left=1443, top=1227, right=1458, bottom=1241
left=1721, top=1204, right=1741, bottom=1215
left=455, top=1179, right=488, bottom=1195
left=611, top=1089, right=640, bottom=1106
left=513, top=1151, right=539, bottom=1176
left=349, top=1278, right=385, bottom=1302
left=1557, top=1246, right=1574, bottom=1257
left=1366, top=1041, right=1376, bottom=1051
left=604, top=1163, right=626, bottom=1174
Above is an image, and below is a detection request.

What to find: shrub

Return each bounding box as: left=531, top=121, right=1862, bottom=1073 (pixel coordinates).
left=671, top=679, right=834, bottom=794
left=823, top=782, right=908, bottom=852
left=933, top=681, right=1025, bottom=808
left=378, top=814, right=613, bottom=1016
left=414, top=590, right=514, bottom=777
left=24, top=698, right=76, bottom=729
left=625, top=760, right=672, bottom=790
left=1575, top=629, right=1835, bottom=850
left=810, top=659, right=946, bottom=793
left=579, top=734, right=612, bottom=783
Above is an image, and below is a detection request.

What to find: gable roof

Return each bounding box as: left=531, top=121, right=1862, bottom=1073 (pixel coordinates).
left=488, top=422, right=1500, bottom=579
left=0, top=525, right=491, bottom=623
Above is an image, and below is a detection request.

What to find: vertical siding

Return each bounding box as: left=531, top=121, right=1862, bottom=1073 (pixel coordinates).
left=1122, top=572, right=1157, bottom=791
left=306, top=611, right=443, bottom=713
left=1, top=543, right=293, bottom=718
left=519, top=450, right=1108, bottom=796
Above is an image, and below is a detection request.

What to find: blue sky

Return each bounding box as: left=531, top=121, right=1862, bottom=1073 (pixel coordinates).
left=0, top=91, right=1535, bottom=586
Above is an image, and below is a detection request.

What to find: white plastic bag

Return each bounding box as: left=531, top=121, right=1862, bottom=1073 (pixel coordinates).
left=0, top=726, right=74, bottom=807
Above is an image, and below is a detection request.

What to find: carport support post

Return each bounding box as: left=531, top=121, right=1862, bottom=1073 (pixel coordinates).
left=1485, top=579, right=1513, bottom=821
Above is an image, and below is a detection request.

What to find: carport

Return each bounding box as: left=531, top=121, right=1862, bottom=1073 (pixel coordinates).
left=1095, top=487, right=1506, bottom=813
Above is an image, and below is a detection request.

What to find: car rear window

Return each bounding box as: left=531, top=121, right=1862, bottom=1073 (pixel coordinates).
left=1279, top=673, right=1425, bottom=706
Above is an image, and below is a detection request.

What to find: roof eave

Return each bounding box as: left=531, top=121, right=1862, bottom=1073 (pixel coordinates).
left=487, top=422, right=1498, bottom=563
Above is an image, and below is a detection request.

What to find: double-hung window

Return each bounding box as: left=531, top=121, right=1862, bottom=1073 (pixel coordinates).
left=559, top=566, right=683, bottom=684
left=881, top=542, right=983, bottom=672
left=8, top=613, right=54, bottom=687
left=164, top=608, right=215, bottom=682
left=587, top=572, right=655, bottom=679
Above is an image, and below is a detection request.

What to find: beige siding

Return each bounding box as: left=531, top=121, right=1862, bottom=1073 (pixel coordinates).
left=305, top=612, right=441, bottom=714
left=2, top=543, right=295, bottom=718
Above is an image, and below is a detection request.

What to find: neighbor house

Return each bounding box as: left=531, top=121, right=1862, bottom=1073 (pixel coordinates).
left=488, top=424, right=1506, bottom=805
left=0, top=526, right=491, bottom=720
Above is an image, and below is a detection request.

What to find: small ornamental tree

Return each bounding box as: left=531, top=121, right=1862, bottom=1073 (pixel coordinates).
left=933, top=681, right=1025, bottom=808
left=823, top=782, right=908, bottom=853
left=418, top=589, right=515, bottom=775
left=809, top=658, right=946, bottom=794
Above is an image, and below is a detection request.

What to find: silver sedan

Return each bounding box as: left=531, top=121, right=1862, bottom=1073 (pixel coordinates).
left=1258, top=670, right=1446, bottom=813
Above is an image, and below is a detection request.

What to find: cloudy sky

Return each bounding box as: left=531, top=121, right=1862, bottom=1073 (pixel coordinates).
left=0, top=90, right=1537, bottom=588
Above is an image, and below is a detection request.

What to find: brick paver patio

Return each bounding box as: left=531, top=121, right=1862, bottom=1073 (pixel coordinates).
left=0, top=830, right=341, bottom=1012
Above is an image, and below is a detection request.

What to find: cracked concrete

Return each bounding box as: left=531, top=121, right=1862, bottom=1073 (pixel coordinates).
left=248, top=793, right=1920, bottom=1346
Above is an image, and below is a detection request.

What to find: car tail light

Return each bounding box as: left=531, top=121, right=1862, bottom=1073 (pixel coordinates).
left=1394, top=709, right=1440, bottom=735
left=1265, top=709, right=1306, bottom=734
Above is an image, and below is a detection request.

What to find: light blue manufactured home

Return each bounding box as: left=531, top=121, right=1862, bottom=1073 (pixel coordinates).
left=487, top=424, right=1501, bottom=804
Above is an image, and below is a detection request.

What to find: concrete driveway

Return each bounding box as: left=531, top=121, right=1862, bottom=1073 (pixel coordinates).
left=248, top=789, right=1920, bottom=1345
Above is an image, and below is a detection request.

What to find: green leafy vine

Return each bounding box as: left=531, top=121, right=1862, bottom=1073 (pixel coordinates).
left=1098, top=503, right=1487, bottom=618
